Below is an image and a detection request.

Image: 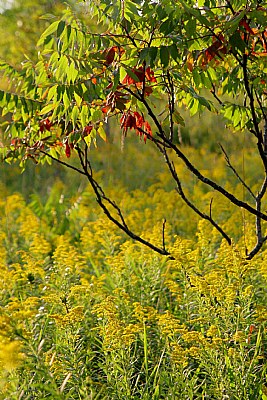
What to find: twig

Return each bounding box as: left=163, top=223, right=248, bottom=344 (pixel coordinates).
left=225, top=0, right=235, bottom=14
left=40, top=150, right=86, bottom=175
left=76, top=145, right=171, bottom=257
left=219, top=144, right=256, bottom=200
left=158, top=133, right=267, bottom=222
left=254, top=89, right=267, bottom=154
left=157, top=143, right=231, bottom=244
left=128, top=83, right=267, bottom=223
left=162, top=218, right=167, bottom=252
left=242, top=54, right=267, bottom=174
left=210, top=83, right=223, bottom=105
left=166, top=70, right=175, bottom=142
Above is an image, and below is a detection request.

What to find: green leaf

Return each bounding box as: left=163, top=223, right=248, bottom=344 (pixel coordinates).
left=224, top=10, right=246, bottom=33
left=84, top=134, right=91, bottom=146
left=159, top=18, right=175, bottom=36
left=98, top=124, right=107, bottom=141
left=91, top=109, right=102, bottom=123
left=80, top=105, right=89, bottom=128
left=139, top=47, right=158, bottom=67
left=56, top=55, right=69, bottom=81
left=39, top=103, right=56, bottom=116
left=169, top=44, right=178, bottom=61
left=185, top=18, right=196, bottom=38
left=173, top=110, right=185, bottom=126
left=67, top=62, right=78, bottom=84
left=229, top=31, right=246, bottom=54
left=57, top=20, right=65, bottom=37
left=160, top=46, right=170, bottom=69
left=74, top=92, right=82, bottom=107
left=71, top=105, right=79, bottom=128
left=37, top=20, right=60, bottom=46
left=180, top=1, right=211, bottom=27
left=47, top=85, right=58, bottom=102
left=50, top=147, right=59, bottom=159
left=63, top=89, right=71, bottom=109
left=113, top=67, right=120, bottom=91
left=39, top=13, right=57, bottom=21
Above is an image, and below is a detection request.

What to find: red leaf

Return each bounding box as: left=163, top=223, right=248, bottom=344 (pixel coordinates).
left=145, top=67, right=157, bottom=83
left=65, top=142, right=71, bottom=158
left=202, top=35, right=227, bottom=66
left=239, top=18, right=255, bottom=35
left=102, top=106, right=109, bottom=113
left=83, top=125, right=93, bottom=136
left=104, top=47, right=116, bottom=65
left=134, top=111, right=144, bottom=128
left=39, top=118, right=52, bottom=132
left=120, top=112, right=137, bottom=133
left=122, top=66, right=157, bottom=86
left=144, top=121, right=152, bottom=136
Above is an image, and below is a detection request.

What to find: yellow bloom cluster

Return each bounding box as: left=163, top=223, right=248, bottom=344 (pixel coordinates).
left=92, top=296, right=142, bottom=350
left=132, top=302, right=157, bottom=322
left=51, top=306, right=85, bottom=327
left=0, top=162, right=267, bottom=398
left=0, top=339, right=24, bottom=372
left=157, top=311, right=185, bottom=337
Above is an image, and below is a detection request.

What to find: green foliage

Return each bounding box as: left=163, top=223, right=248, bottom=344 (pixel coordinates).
left=0, top=0, right=266, bottom=164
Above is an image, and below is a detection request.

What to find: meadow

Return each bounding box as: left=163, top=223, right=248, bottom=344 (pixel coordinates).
left=1, top=137, right=267, bottom=400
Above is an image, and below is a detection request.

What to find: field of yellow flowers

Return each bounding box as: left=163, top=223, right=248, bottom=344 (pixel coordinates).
left=1, top=143, right=267, bottom=399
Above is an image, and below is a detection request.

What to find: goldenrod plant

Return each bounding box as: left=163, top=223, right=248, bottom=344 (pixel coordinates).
left=0, top=161, right=267, bottom=398
left=0, top=0, right=267, bottom=258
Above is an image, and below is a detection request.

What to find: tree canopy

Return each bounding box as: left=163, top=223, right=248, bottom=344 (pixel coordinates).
left=0, top=0, right=267, bottom=258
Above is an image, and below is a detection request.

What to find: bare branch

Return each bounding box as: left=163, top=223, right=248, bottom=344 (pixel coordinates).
left=76, top=145, right=171, bottom=257
left=242, top=55, right=267, bottom=173
left=157, top=143, right=231, bottom=244
left=247, top=235, right=267, bottom=260
left=134, top=86, right=267, bottom=224
left=40, top=150, right=86, bottom=175
left=225, top=0, right=235, bottom=14
left=166, top=70, right=175, bottom=142
left=254, top=90, right=267, bottom=154
left=210, top=83, right=223, bottom=106
left=158, top=134, right=267, bottom=222
left=219, top=144, right=256, bottom=200
left=209, top=198, right=213, bottom=219
left=162, top=218, right=167, bottom=253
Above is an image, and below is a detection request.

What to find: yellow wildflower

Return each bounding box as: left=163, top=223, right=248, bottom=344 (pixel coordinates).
left=182, top=331, right=205, bottom=345
left=0, top=340, right=24, bottom=371
left=132, top=302, right=157, bottom=322
left=170, top=343, right=188, bottom=367
left=206, top=325, right=218, bottom=338
left=50, top=306, right=84, bottom=327
left=157, top=311, right=185, bottom=336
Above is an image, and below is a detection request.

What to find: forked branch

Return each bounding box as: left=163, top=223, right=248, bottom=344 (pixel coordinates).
left=42, top=147, right=171, bottom=256
left=219, top=144, right=256, bottom=200
left=76, top=145, right=171, bottom=256
left=156, top=142, right=231, bottom=244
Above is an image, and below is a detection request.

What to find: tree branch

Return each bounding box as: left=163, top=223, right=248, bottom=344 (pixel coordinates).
left=242, top=54, right=267, bottom=173
left=156, top=142, right=232, bottom=244
left=40, top=150, right=86, bottom=175
left=219, top=144, right=256, bottom=200
left=76, top=145, right=171, bottom=257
